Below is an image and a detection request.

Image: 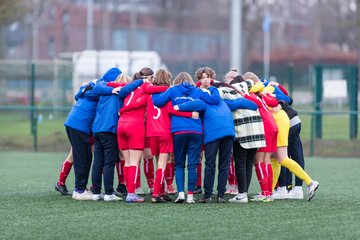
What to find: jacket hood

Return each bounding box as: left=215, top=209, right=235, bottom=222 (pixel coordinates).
left=177, top=82, right=195, bottom=96
left=102, top=68, right=122, bottom=82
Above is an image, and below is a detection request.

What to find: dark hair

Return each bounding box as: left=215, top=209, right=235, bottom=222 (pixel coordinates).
left=229, top=75, right=245, bottom=85
left=139, top=67, right=154, bottom=77
left=133, top=72, right=142, bottom=80
left=214, top=82, right=243, bottom=95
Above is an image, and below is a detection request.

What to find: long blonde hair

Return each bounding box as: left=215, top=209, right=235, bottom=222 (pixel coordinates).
left=152, top=69, right=172, bottom=86
left=173, top=72, right=195, bottom=86
left=115, top=74, right=132, bottom=83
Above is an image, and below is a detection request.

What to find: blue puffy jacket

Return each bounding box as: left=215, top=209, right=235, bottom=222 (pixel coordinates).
left=200, top=87, right=235, bottom=144
left=92, top=80, right=144, bottom=134
left=64, top=68, right=122, bottom=134
left=64, top=81, right=99, bottom=134
left=152, top=82, right=208, bottom=134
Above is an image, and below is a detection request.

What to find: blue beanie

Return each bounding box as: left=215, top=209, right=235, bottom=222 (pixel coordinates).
left=102, top=68, right=122, bottom=82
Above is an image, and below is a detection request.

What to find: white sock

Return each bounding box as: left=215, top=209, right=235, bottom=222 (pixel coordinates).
left=178, top=191, right=185, bottom=199
left=187, top=193, right=193, bottom=201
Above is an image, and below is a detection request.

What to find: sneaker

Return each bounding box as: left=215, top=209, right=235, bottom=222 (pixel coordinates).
left=92, top=193, right=104, bottom=201
left=126, top=193, right=145, bottom=203
left=217, top=197, right=226, bottom=203
left=225, top=185, right=238, bottom=195
left=198, top=197, right=212, bottom=203
left=229, top=193, right=248, bottom=203
left=265, top=195, right=274, bottom=202
left=74, top=190, right=93, bottom=200
left=288, top=186, right=304, bottom=199
left=166, top=184, right=177, bottom=195
left=186, top=194, right=195, bottom=204
left=104, top=194, right=122, bottom=202
left=307, top=180, right=319, bottom=201
left=231, top=187, right=239, bottom=195
left=193, top=185, right=202, bottom=194
left=135, top=187, right=146, bottom=195
left=116, top=184, right=128, bottom=196
left=160, top=194, right=172, bottom=202
left=151, top=196, right=166, bottom=203
left=250, top=194, right=266, bottom=202
left=272, top=186, right=289, bottom=200
left=55, top=184, right=71, bottom=196
left=174, top=192, right=185, bottom=203
left=72, top=191, right=77, bottom=199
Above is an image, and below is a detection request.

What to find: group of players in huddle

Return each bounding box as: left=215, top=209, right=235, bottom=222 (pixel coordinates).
left=55, top=66, right=319, bottom=203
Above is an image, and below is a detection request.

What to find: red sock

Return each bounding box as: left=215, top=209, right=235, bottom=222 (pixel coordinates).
left=57, top=160, right=72, bottom=186
left=152, top=168, right=164, bottom=197
left=228, top=156, right=236, bottom=185
left=260, top=162, right=269, bottom=196
left=165, top=162, right=175, bottom=186
left=160, top=182, right=165, bottom=195
left=196, top=160, right=202, bottom=187
left=136, top=167, right=141, bottom=188
left=144, top=158, right=154, bottom=189
left=255, top=162, right=269, bottom=196
left=127, top=166, right=138, bottom=194
left=124, top=166, right=129, bottom=185
left=266, top=163, right=273, bottom=195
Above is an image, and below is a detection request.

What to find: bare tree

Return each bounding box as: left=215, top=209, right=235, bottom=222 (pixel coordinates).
left=0, top=0, right=28, bottom=59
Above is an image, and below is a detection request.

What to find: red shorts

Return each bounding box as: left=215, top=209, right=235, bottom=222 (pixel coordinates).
left=144, top=137, right=151, bottom=149
left=117, top=118, right=145, bottom=150
left=258, top=125, right=278, bottom=153
left=149, top=135, right=173, bottom=156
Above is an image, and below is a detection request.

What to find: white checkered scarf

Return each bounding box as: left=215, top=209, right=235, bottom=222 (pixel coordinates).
left=218, top=86, right=266, bottom=149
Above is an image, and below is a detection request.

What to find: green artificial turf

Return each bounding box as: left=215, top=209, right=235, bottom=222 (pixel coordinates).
left=0, top=152, right=359, bottom=240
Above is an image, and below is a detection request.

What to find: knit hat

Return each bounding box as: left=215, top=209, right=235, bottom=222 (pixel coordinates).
left=102, top=68, right=122, bottom=82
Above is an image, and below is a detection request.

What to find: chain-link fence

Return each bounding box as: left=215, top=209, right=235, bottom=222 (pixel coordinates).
left=0, top=60, right=359, bottom=156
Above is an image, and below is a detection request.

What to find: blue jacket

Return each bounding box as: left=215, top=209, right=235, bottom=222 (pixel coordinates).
left=201, top=87, right=235, bottom=144
left=152, top=82, right=208, bottom=134
left=100, top=68, right=122, bottom=82
left=64, top=68, right=122, bottom=134
left=223, top=98, right=258, bottom=111
left=64, top=81, right=99, bottom=134
left=92, top=80, right=143, bottom=134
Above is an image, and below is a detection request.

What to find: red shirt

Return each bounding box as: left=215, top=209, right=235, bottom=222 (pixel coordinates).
left=146, top=97, right=192, bottom=137
left=120, top=82, right=168, bottom=120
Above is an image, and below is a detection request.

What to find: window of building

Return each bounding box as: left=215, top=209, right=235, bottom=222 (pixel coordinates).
left=48, top=36, right=55, bottom=57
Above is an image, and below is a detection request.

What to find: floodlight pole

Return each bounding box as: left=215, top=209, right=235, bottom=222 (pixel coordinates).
left=86, top=0, right=94, bottom=50
left=230, top=0, right=242, bottom=73
left=128, top=0, right=137, bottom=75
left=263, top=14, right=271, bottom=79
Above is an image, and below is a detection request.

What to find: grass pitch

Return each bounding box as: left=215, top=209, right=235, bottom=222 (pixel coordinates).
left=0, top=152, right=359, bottom=240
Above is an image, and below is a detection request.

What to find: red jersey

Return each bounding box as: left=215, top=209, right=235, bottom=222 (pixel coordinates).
left=146, top=98, right=192, bottom=137
left=120, top=82, right=167, bottom=119
left=247, top=92, right=278, bottom=131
